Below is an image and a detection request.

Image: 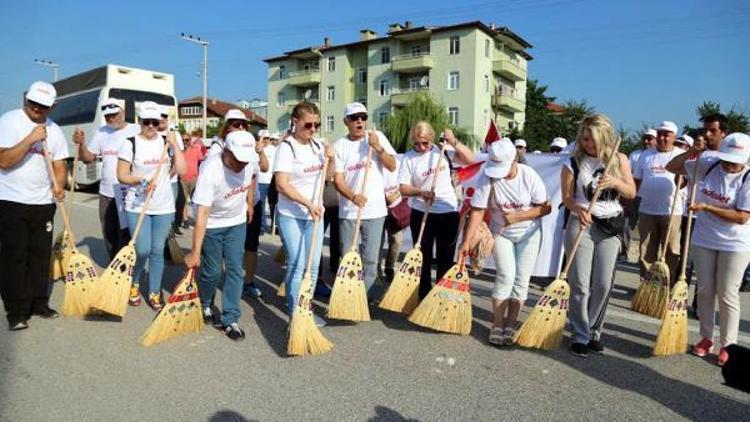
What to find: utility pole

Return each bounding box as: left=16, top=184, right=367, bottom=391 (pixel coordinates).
left=181, top=33, right=209, bottom=138
left=34, top=58, right=59, bottom=82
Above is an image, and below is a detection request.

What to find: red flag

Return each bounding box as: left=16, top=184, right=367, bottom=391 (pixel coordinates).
left=484, top=119, right=500, bottom=147
left=455, top=160, right=485, bottom=183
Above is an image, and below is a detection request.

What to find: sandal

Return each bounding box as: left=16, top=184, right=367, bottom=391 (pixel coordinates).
left=502, top=327, right=515, bottom=346
left=488, top=326, right=504, bottom=346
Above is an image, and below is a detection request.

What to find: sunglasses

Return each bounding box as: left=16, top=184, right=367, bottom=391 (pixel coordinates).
left=230, top=120, right=248, bottom=129
left=142, top=119, right=160, bottom=127
left=348, top=113, right=368, bottom=122
left=515, top=145, right=526, bottom=149
left=413, top=141, right=430, bottom=147
left=303, top=122, right=322, bottom=129
left=27, top=99, right=50, bottom=111
left=101, top=104, right=119, bottom=111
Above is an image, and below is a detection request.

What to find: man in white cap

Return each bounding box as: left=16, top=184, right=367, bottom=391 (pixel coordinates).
left=513, top=138, right=527, bottom=164
left=334, top=102, right=397, bottom=298
left=634, top=120, right=684, bottom=282
left=550, top=137, right=567, bottom=153
left=675, top=134, right=694, bottom=151
left=185, top=130, right=257, bottom=341
left=75, top=98, right=139, bottom=259
left=157, top=105, right=186, bottom=235
left=0, top=81, right=70, bottom=329
left=256, top=129, right=275, bottom=234
left=630, top=129, right=657, bottom=170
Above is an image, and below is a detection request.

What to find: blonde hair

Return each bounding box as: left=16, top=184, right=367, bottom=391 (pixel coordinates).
left=409, top=120, right=435, bottom=144
left=573, top=114, right=621, bottom=177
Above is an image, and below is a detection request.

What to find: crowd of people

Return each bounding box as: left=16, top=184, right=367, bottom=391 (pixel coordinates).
left=0, top=80, right=748, bottom=367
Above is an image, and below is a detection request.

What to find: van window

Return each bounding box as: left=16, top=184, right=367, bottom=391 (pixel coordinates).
left=48, top=90, right=101, bottom=125
left=109, top=88, right=175, bottom=123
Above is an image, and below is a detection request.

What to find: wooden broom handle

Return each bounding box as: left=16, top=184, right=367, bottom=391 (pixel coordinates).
left=349, top=144, right=373, bottom=250
left=656, top=173, right=684, bottom=262
left=41, top=140, right=76, bottom=250
left=678, top=152, right=702, bottom=277
left=415, top=141, right=449, bottom=247
left=304, top=155, right=330, bottom=274
left=559, top=137, right=622, bottom=278
left=129, top=143, right=171, bottom=242
left=67, top=143, right=79, bottom=216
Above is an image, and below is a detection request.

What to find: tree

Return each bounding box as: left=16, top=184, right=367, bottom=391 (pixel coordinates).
left=684, top=101, right=750, bottom=136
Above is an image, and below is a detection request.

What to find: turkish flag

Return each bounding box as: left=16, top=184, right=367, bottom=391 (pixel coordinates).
left=484, top=119, right=500, bottom=147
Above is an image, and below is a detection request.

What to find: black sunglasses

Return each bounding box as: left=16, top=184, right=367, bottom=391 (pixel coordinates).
left=303, top=122, right=322, bottom=129
left=515, top=145, right=526, bottom=149
left=101, top=104, right=119, bottom=111
left=142, top=119, right=160, bottom=127
left=348, top=113, right=368, bottom=122
left=229, top=120, right=248, bottom=129
left=27, top=99, right=50, bottom=111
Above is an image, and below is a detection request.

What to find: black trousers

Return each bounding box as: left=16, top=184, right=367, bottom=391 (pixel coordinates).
left=174, top=179, right=186, bottom=229
left=100, top=195, right=130, bottom=260
left=0, top=200, right=56, bottom=324
left=409, top=210, right=460, bottom=299
left=320, top=205, right=340, bottom=278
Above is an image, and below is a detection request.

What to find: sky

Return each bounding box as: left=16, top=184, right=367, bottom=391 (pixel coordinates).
left=1, top=0, right=748, bottom=134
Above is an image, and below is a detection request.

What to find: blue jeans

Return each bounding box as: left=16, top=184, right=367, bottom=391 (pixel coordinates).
left=126, top=212, right=174, bottom=295
left=278, top=213, right=324, bottom=314
left=339, top=217, right=386, bottom=297
left=198, top=223, right=246, bottom=325
left=258, top=183, right=270, bottom=232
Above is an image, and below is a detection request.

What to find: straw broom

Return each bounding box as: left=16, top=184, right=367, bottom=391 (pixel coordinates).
left=41, top=140, right=98, bottom=316
left=653, top=154, right=701, bottom=356
left=514, top=137, right=622, bottom=350
left=380, top=142, right=449, bottom=314
left=288, top=155, right=333, bottom=356
left=50, top=144, right=81, bottom=281
left=90, top=144, right=170, bottom=317
left=327, top=145, right=373, bottom=322
left=139, top=268, right=204, bottom=346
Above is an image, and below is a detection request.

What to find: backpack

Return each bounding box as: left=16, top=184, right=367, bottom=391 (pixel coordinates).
left=126, top=135, right=174, bottom=163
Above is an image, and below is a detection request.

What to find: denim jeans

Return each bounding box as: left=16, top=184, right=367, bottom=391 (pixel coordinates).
left=198, top=223, right=246, bottom=325
left=126, top=212, right=174, bottom=295
left=258, top=183, right=270, bottom=232
left=340, top=217, right=386, bottom=297
left=278, top=213, right=325, bottom=313
left=491, top=229, right=541, bottom=301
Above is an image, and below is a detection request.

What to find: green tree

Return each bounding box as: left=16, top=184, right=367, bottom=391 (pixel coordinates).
left=519, top=79, right=557, bottom=151
left=684, top=101, right=750, bottom=135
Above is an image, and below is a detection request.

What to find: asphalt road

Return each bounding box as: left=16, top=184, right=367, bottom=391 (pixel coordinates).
left=0, top=191, right=748, bottom=421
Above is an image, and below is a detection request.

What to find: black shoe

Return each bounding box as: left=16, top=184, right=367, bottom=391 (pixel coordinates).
left=202, top=307, right=216, bottom=324
left=384, top=268, right=395, bottom=284
left=314, top=282, right=332, bottom=299
left=9, top=320, right=29, bottom=331
left=242, top=283, right=262, bottom=299
left=220, top=323, right=245, bottom=341
left=587, top=340, right=604, bottom=353
left=32, top=306, right=59, bottom=319
left=570, top=342, right=589, bottom=357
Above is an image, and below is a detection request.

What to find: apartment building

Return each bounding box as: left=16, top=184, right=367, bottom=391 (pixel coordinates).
left=264, top=20, right=532, bottom=144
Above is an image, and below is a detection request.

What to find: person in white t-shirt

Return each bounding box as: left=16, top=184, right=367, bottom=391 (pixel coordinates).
left=157, top=106, right=186, bottom=235
left=333, top=102, right=397, bottom=297
left=117, top=101, right=186, bottom=311
left=274, top=102, right=334, bottom=323
left=379, top=157, right=405, bottom=284
left=633, top=120, right=684, bottom=282
left=184, top=131, right=256, bottom=341
left=75, top=97, right=138, bottom=259
left=398, top=121, right=475, bottom=298
left=459, top=140, right=550, bottom=346
left=257, top=129, right=276, bottom=234
left=629, top=129, right=657, bottom=172
left=0, top=81, right=70, bottom=330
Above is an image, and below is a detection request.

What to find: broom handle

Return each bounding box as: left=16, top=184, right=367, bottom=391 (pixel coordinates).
left=67, top=142, right=79, bottom=216
left=41, top=140, right=76, bottom=250
left=349, top=144, right=373, bottom=250
left=304, top=155, right=330, bottom=275
left=129, top=143, right=171, bottom=242
left=559, top=137, right=622, bottom=278
left=416, top=141, right=449, bottom=246
left=656, top=173, right=684, bottom=262
left=678, top=153, right=702, bottom=278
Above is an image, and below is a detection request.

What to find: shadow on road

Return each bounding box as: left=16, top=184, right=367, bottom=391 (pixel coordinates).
left=207, top=410, right=256, bottom=422
left=368, top=405, right=420, bottom=421
left=78, top=236, right=110, bottom=268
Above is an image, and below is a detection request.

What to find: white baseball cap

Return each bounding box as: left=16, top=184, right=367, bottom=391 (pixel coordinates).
left=485, top=140, right=516, bottom=178
left=716, top=133, right=750, bottom=164
left=138, top=101, right=161, bottom=120
left=225, top=109, right=249, bottom=121
left=25, top=81, right=56, bottom=107
left=643, top=129, right=657, bottom=138
left=551, top=137, right=568, bottom=149
left=258, top=129, right=271, bottom=138
left=100, top=98, right=122, bottom=116
left=676, top=134, right=694, bottom=147
left=657, top=121, right=678, bottom=134
left=345, top=102, right=367, bottom=117
left=514, top=139, right=527, bottom=148
left=225, top=131, right=257, bottom=163
left=270, top=131, right=280, bottom=139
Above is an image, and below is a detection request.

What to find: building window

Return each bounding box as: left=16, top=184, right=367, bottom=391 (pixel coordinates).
left=326, top=86, right=335, bottom=102
left=411, top=45, right=422, bottom=56
left=381, top=47, right=390, bottom=63
left=279, top=65, right=286, bottom=80
left=485, top=39, right=491, bottom=58
left=378, top=111, right=388, bottom=126
left=448, top=71, right=459, bottom=90
left=181, top=106, right=201, bottom=116
left=483, top=74, right=490, bottom=93
left=327, top=57, right=335, bottom=72
left=326, top=116, right=334, bottom=132
left=448, top=107, right=459, bottom=126
left=379, top=79, right=390, bottom=96
left=357, top=68, right=367, bottom=84
left=409, top=78, right=421, bottom=91
left=449, top=36, right=460, bottom=55
left=277, top=91, right=286, bottom=107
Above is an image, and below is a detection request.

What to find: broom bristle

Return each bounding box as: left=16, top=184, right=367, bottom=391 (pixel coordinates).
left=653, top=278, right=689, bottom=356
left=60, top=252, right=98, bottom=317
left=90, top=245, right=136, bottom=317
left=514, top=278, right=570, bottom=350
left=408, top=264, right=472, bottom=335
left=140, top=272, right=204, bottom=347
left=632, top=261, right=670, bottom=318
left=379, top=248, right=422, bottom=314
left=287, top=273, right=333, bottom=356
left=327, top=251, right=371, bottom=322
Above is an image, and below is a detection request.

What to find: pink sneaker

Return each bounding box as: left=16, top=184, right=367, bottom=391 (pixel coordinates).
left=718, top=347, right=729, bottom=367
left=692, top=338, right=714, bottom=357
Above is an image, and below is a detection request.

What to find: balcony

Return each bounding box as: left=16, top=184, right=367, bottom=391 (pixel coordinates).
left=284, top=97, right=320, bottom=109
left=390, top=87, right=429, bottom=106
left=492, top=88, right=525, bottom=113
left=492, top=58, right=526, bottom=82
left=287, top=69, right=321, bottom=87
left=391, top=52, right=433, bottom=73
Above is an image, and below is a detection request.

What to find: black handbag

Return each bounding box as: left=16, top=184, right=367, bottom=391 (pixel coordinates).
left=592, top=213, right=625, bottom=237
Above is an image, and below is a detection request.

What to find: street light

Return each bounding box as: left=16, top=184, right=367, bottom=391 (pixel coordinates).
left=180, top=33, right=209, bottom=139
left=34, top=58, right=59, bottom=82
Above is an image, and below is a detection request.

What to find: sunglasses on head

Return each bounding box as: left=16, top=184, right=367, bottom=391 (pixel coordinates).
left=348, top=113, right=368, bottom=122
left=142, top=119, right=160, bottom=127
left=229, top=120, right=248, bottom=129
left=27, top=99, right=50, bottom=111
left=303, top=122, right=322, bottom=130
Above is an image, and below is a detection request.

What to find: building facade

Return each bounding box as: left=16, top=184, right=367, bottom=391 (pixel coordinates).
left=178, top=97, right=267, bottom=135
left=264, top=21, right=531, bottom=144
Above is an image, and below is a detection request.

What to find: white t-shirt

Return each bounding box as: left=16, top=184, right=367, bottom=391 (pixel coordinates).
left=204, top=134, right=261, bottom=204
left=629, top=148, right=646, bottom=184
left=0, top=109, right=70, bottom=205
left=398, top=145, right=458, bottom=214
left=334, top=131, right=397, bottom=219
left=563, top=155, right=623, bottom=218
left=634, top=148, right=685, bottom=216
left=191, top=154, right=254, bottom=229
left=258, top=144, right=277, bottom=185
left=159, top=130, right=184, bottom=184
left=118, top=135, right=174, bottom=215
left=273, top=136, right=326, bottom=220
left=88, top=123, right=139, bottom=197
left=384, top=158, right=402, bottom=208
left=471, top=164, right=547, bottom=241
left=686, top=157, right=750, bottom=251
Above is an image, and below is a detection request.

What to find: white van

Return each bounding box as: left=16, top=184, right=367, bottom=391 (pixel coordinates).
left=49, top=64, right=178, bottom=187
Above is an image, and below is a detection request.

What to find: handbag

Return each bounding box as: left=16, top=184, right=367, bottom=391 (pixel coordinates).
left=387, top=198, right=411, bottom=232
left=592, top=213, right=625, bottom=237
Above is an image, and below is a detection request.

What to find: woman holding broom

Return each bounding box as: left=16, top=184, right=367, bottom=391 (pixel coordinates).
left=561, top=114, right=635, bottom=357
left=398, top=122, right=474, bottom=299
left=117, top=101, right=186, bottom=310
left=459, top=140, right=551, bottom=346
left=274, top=102, right=334, bottom=325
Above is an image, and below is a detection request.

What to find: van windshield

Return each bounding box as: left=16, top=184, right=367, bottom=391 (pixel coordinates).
left=108, top=89, right=175, bottom=123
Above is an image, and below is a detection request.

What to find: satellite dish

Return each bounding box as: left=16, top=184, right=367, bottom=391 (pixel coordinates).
left=419, top=75, right=429, bottom=88
left=304, top=89, right=312, bottom=100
